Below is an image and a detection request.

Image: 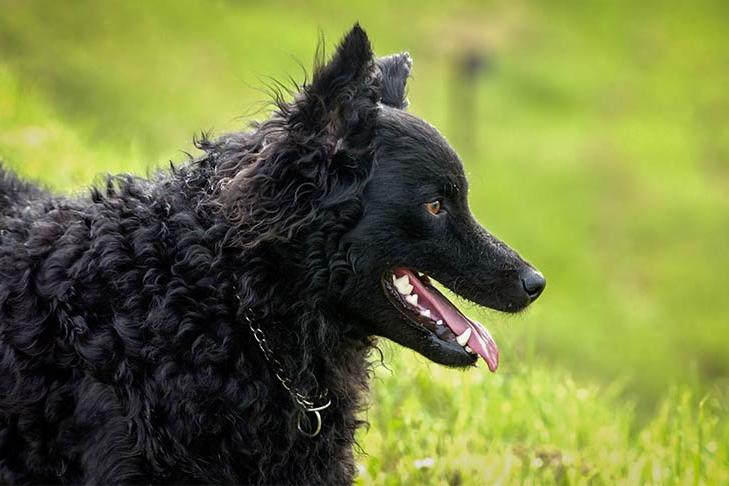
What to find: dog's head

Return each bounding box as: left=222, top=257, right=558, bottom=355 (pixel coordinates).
left=220, top=25, right=544, bottom=370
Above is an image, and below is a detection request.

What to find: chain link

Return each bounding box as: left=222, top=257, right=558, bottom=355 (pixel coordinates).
left=238, top=298, right=331, bottom=436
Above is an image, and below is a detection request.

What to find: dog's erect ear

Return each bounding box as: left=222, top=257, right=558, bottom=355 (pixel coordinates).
left=220, top=26, right=380, bottom=251
left=289, top=24, right=379, bottom=159
left=376, top=53, right=412, bottom=109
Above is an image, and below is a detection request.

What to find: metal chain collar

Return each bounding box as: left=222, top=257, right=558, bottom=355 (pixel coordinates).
left=238, top=299, right=331, bottom=437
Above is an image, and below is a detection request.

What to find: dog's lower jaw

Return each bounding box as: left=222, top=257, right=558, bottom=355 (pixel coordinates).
left=375, top=269, right=499, bottom=370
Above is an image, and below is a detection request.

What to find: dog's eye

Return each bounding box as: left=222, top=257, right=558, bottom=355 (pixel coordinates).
left=424, top=200, right=442, bottom=216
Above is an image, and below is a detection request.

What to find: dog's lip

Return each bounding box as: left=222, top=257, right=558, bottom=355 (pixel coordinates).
left=381, top=268, right=499, bottom=372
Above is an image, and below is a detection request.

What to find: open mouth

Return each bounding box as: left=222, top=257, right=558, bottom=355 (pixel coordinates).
left=381, top=267, right=499, bottom=372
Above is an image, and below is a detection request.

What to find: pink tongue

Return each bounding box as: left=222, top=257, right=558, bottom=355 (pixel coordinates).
left=395, top=269, right=500, bottom=372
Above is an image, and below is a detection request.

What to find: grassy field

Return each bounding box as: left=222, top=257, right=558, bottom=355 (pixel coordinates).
left=1, top=0, right=728, bottom=483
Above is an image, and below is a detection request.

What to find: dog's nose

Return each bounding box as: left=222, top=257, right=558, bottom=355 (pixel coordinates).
left=520, top=268, right=546, bottom=301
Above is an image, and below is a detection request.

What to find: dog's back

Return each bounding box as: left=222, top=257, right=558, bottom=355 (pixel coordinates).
left=0, top=165, right=49, bottom=220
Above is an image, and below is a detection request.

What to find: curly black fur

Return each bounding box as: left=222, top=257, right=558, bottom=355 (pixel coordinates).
left=0, top=25, right=544, bottom=484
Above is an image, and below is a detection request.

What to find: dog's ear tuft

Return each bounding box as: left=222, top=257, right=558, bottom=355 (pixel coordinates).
left=288, top=24, right=379, bottom=160
left=311, top=23, right=374, bottom=93
left=376, top=53, right=412, bottom=109
left=220, top=26, right=380, bottom=250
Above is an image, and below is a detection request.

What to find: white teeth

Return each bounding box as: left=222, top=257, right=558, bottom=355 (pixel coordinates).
left=436, top=320, right=443, bottom=326
left=465, top=345, right=475, bottom=354
left=420, top=309, right=431, bottom=318
left=393, top=274, right=414, bottom=295
left=456, top=328, right=472, bottom=347
left=405, top=294, right=418, bottom=306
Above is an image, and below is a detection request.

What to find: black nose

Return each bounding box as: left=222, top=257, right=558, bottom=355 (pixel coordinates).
left=520, top=268, right=546, bottom=301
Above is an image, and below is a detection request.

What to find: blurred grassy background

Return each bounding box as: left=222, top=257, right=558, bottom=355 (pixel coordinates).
left=1, top=0, right=728, bottom=482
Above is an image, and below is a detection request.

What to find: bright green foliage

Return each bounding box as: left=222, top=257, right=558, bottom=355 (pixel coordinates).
left=1, top=0, right=728, bottom=483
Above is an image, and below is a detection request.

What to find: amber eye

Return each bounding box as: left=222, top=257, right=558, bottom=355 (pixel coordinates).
left=424, top=200, right=442, bottom=216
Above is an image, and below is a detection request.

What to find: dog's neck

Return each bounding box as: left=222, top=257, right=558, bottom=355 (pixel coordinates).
left=169, top=150, right=375, bottom=440
left=227, top=244, right=375, bottom=409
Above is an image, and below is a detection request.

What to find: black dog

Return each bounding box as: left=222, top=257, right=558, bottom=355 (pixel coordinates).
left=0, top=25, right=544, bottom=484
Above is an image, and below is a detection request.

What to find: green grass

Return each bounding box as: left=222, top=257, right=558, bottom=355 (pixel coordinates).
left=359, top=351, right=729, bottom=484
left=1, top=0, right=728, bottom=482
